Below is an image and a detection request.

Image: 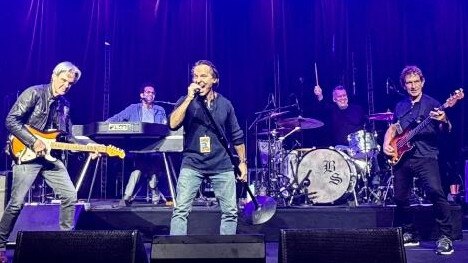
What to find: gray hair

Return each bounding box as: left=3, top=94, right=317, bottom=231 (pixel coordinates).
left=52, top=61, right=82, bottom=82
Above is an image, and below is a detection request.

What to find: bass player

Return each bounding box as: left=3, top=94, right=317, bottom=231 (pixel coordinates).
left=383, top=65, right=456, bottom=255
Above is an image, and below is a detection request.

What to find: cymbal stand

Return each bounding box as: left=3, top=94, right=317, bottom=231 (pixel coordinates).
left=379, top=119, right=396, bottom=206
left=410, top=177, right=427, bottom=205
left=382, top=167, right=395, bottom=206
left=356, top=165, right=378, bottom=204
left=249, top=98, right=275, bottom=197
left=267, top=128, right=284, bottom=197
left=247, top=94, right=277, bottom=198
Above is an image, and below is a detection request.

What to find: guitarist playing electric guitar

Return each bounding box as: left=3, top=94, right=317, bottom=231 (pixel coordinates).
left=383, top=65, right=462, bottom=255
left=0, top=62, right=101, bottom=262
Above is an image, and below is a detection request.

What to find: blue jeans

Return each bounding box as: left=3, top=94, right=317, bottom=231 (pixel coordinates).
left=0, top=160, right=77, bottom=249
left=170, top=168, right=238, bottom=235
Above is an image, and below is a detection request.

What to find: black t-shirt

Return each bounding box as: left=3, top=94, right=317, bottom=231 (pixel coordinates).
left=173, top=93, right=244, bottom=174
left=315, top=101, right=365, bottom=146
left=393, top=94, right=441, bottom=159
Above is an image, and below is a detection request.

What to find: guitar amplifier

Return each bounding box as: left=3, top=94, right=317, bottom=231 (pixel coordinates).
left=0, top=171, right=12, bottom=217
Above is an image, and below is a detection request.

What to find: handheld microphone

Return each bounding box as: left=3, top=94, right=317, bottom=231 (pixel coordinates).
left=193, top=87, right=201, bottom=99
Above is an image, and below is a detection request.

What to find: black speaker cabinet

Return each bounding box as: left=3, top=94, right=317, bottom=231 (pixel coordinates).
left=279, top=228, right=407, bottom=263
left=14, top=230, right=148, bottom=263
left=151, top=234, right=265, bottom=263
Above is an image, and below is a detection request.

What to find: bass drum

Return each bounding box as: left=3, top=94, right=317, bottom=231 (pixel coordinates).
left=297, top=148, right=357, bottom=204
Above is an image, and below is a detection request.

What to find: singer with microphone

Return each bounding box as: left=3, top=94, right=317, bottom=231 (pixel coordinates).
left=106, top=84, right=168, bottom=206
left=169, top=60, right=247, bottom=235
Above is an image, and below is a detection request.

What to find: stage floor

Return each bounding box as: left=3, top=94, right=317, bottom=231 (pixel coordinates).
left=3, top=200, right=467, bottom=262
left=74, top=199, right=464, bottom=242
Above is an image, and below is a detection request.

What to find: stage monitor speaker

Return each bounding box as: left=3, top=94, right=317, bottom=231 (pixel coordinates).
left=279, top=228, right=407, bottom=263
left=151, top=234, right=265, bottom=263
left=14, top=230, right=148, bottom=263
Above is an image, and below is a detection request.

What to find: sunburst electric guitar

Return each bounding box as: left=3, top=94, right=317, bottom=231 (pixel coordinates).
left=10, top=125, right=125, bottom=164
left=388, top=89, right=464, bottom=166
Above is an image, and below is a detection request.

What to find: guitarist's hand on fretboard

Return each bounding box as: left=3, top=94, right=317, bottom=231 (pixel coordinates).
left=429, top=108, right=448, bottom=122
left=86, top=143, right=103, bottom=160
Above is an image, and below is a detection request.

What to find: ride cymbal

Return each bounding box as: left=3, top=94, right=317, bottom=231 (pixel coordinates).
left=257, top=111, right=290, bottom=122
left=256, top=127, right=292, bottom=136
left=277, top=116, right=324, bottom=129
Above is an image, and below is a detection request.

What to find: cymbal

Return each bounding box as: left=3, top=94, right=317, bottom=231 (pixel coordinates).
left=257, top=111, right=289, bottom=122
left=277, top=116, right=324, bottom=129
left=257, top=127, right=292, bottom=136
left=369, top=112, right=393, bottom=121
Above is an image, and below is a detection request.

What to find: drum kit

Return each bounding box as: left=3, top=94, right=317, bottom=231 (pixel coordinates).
left=250, top=109, right=424, bottom=207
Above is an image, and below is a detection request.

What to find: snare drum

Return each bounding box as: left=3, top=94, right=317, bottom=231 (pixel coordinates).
left=289, top=148, right=357, bottom=204
left=347, top=130, right=379, bottom=158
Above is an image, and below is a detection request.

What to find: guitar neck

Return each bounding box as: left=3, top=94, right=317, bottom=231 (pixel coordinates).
left=51, top=142, right=106, bottom=153
left=404, top=104, right=448, bottom=142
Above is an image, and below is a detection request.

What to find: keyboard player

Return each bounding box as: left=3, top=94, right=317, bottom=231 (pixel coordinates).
left=106, top=83, right=167, bottom=206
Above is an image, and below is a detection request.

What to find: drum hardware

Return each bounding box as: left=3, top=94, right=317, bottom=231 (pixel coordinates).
left=285, top=148, right=358, bottom=205
left=346, top=126, right=387, bottom=205
left=382, top=177, right=395, bottom=206
left=409, top=177, right=430, bottom=206
left=27, top=178, right=57, bottom=204
left=257, top=110, right=290, bottom=122
left=249, top=96, right=326, bottom=208
left=277, top=116, right=324, bottom=130
left=278, top=126, right=301, bottom=141
left=256, top=127, right=292, bottom=136
left=253, top=115, right=324, bottom=206
left=193, top=178, right=216, bottom=206
left=378, top=167, right=430, bottom=207
left=281, top=171, right=317, bottom=207
left=368, top=111, right=394, bottom=122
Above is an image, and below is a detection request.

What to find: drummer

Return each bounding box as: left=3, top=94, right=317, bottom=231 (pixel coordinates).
left=312, top=85, right=366, bottom=147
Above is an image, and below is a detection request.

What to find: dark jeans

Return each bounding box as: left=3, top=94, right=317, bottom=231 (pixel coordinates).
left=393, top=157, right=452, bottom=239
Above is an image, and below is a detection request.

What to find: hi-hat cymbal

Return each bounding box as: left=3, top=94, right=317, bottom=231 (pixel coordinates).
left=369, top=112, right=393, bottom=121
left=257, top=111, right=289, bottom=122
left=257, top=127, right=292, bottom=136
left=277, top=116, right=324, bottom=129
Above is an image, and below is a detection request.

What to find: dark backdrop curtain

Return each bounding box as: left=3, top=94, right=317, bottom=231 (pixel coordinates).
left=0, top=0, right=467, bottom=175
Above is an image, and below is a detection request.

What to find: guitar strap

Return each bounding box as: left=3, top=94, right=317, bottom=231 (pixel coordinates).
left=397, top=96, right=426, bottom=126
